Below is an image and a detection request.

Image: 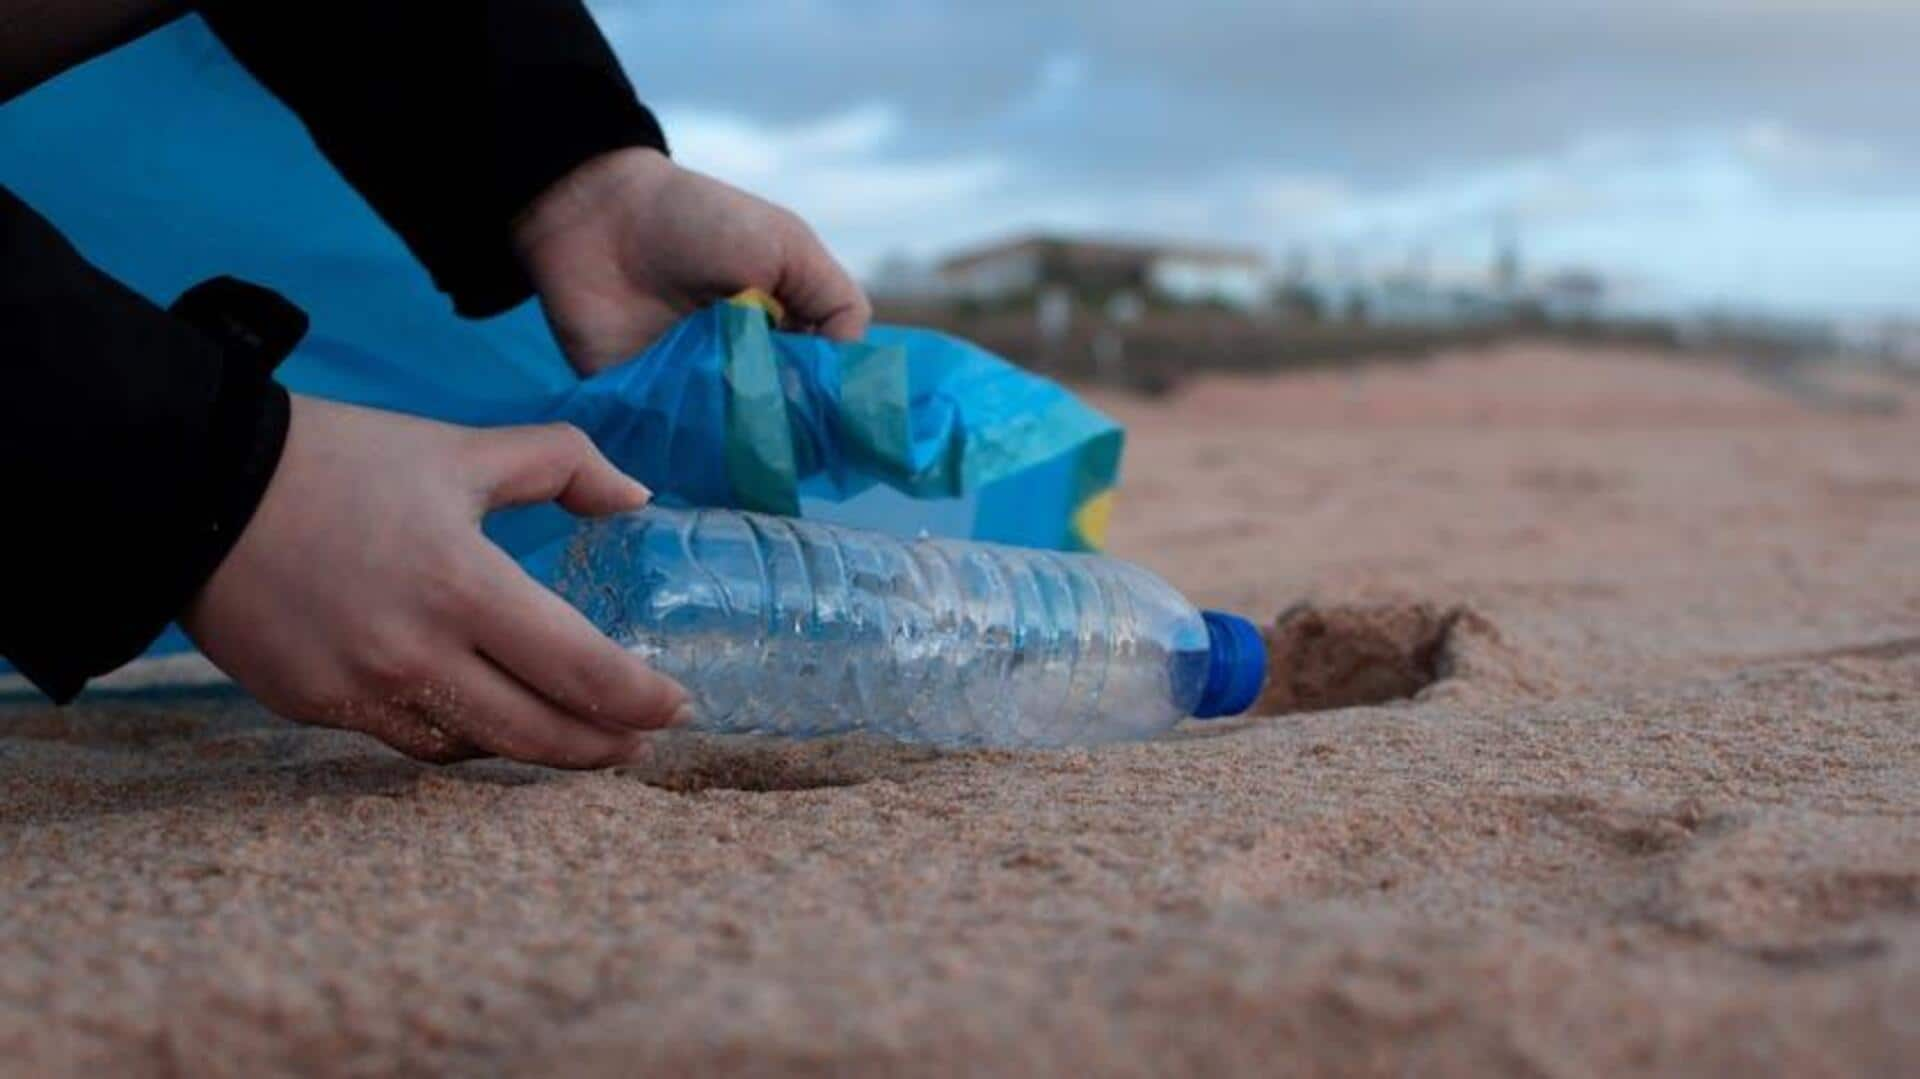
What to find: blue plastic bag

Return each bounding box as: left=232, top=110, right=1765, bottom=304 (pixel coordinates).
left=473, top=300, right=1123, bottom=555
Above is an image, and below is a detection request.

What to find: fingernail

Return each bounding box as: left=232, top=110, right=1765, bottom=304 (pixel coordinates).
left=669, top=702, right=698, bottom=729
left=628, top=477, right=653, bottom=503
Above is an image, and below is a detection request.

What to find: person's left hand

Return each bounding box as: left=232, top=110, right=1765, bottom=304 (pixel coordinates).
left=513, top=146, right=872, bottom=376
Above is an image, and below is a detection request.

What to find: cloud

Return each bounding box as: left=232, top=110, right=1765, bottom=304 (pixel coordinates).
left=1249, top=177, right=1352, bottom=227
left=1737, top=122, right=1881, bottom=179
left=657, top=102, right=1012, bottom=265
left=1279, top=126, right=1919, bottom=316
left=594, top=1, right=1920, bottom=183
left=591, top=1, right=1920, bottom=315
left=663, top=102, right=899, bottom=178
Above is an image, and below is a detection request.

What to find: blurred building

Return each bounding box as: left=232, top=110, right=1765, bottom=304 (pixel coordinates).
left=866, top=251, right=947, bottom=302
left=936, top=234, right=1269, bottom=309
left=1292, top=248, right=1611, bottom=329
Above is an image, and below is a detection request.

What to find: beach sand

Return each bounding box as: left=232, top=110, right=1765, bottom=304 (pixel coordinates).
left=3, top=343, right=1917, bottom=1076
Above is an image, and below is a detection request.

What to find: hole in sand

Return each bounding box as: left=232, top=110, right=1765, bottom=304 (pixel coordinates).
left=1256, top=602, right=1466, bottom=715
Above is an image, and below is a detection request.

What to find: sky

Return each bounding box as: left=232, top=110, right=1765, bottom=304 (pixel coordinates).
left=590, top=0, right=1920, bottom=320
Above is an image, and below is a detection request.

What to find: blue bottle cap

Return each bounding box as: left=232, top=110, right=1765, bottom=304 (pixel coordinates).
left=1194, top=610, right=1267, bottom=719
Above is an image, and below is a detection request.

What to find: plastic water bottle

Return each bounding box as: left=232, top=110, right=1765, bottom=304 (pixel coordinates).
left=530, top=507, right=1266, bottom=747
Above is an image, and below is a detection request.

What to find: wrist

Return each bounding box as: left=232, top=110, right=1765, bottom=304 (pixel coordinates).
left=513, top=146, right=672, bottom=269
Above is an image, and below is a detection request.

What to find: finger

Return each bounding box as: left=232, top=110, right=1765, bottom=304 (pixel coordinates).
left=470, top=546, right=690, bottom=732
left=310, top=690, right=488, bottom=765
left=437, top=652, right=650, bottom=770
left=474, top=422, right=649, bottom=516
left=384, top=713, right=490, bottom=765
left=772, top=218, right=872, bottom=342
left=814, top=296, right=872, bottom=342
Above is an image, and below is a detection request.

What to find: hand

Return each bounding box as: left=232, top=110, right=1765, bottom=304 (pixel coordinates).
left=514, top=146, right=872, bottom=375
left=181, top=395, right=689, bottom=768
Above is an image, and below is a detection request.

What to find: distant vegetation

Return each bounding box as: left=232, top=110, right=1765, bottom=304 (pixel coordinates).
left=875, top=232, right=1904, bottom=393
left=873, top=298, right=1769, bottom=395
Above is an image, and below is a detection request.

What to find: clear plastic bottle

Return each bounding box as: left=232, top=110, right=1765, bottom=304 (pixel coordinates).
left=529, top=507, right=1266, bottom=747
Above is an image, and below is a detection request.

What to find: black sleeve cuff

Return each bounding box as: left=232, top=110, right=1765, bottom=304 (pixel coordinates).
left=0, top=194, right=303, bottom=701
left=163, top=278, right=303, bottom=654
left=454, top=99, right=668, bottom=319
left=17, top=370, right=294, bottom=703
left=10, top=332, right=292, bottom=702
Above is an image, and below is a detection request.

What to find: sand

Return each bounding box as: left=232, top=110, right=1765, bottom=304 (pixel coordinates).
left=3, top=343, right=1917, bottom=1076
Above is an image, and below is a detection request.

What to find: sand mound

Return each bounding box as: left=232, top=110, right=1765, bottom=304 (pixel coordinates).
left=1256, top=602, right=1557, bottom=716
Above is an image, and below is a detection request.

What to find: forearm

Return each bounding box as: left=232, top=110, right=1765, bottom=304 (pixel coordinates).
left=0, top=187, right=297, bottom=700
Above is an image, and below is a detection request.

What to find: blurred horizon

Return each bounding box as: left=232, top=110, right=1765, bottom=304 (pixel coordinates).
left=593, top=0, right=1919, bottom=324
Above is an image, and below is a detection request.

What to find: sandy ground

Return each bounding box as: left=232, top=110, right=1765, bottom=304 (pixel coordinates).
left=3, top=344, right=1918, bottom=1076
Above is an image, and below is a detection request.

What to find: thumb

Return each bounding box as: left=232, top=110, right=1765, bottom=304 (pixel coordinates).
left=474, top=423, right=649, bottom=516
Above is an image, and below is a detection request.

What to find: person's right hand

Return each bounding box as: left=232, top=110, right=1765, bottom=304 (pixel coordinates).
left=181, top=395, right=689, bottom=768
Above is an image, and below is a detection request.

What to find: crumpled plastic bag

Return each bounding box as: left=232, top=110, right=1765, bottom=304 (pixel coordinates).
left=470, top=298, right=1122, bottom=557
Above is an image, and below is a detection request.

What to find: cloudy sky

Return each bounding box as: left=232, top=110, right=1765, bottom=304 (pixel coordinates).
left=591, top=1, right=1919, bottom=319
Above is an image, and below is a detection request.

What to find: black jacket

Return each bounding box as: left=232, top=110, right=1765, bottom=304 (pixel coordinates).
left=1, top=2, right=668, bottom=701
